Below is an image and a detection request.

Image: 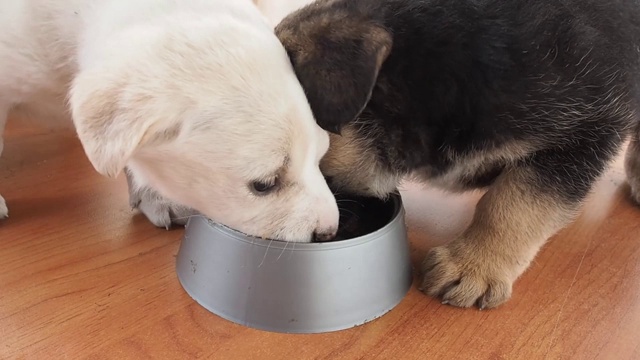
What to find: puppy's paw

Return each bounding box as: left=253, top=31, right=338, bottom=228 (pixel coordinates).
left=420, top=244, right=513, bottom=309
left=0, top=194, right=7, bottom=219
left=129, top=186, right=198, bottom=229
left=136, top=197, right=173, bottom=229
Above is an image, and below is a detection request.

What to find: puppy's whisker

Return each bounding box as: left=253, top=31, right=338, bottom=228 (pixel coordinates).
left=336, top=199, right=362, bottom=206
left=342, top=209, right=359, bottom=217
left=258, top=238, right=274, bottom=268
left=288, top=241, right=295, bottom=259
left=338, top=207, right=359, bottom=219
left=276, top=240, right=288, bottom=261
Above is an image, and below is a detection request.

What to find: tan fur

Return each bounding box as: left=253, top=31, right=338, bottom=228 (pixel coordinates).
left=320, top=125, right=400, bottom=198
left=425, top=141, right=539, bottom=191
left=276, top=12, right=391, bottom=66
left=421, top=167, right=578, bottom=308
left=367, top=27, right=393, bottom=67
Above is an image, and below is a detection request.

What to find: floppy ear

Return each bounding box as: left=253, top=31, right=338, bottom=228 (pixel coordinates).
left=69, top=74, right=157, bottom=179
left=278, top=23, right=392, bottom=134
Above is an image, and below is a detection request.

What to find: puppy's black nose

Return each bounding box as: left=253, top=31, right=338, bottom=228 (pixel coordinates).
left=314, top=228, right=338, bottom=242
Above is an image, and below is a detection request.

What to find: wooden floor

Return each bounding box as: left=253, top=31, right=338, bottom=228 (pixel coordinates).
left=1, top=118, right=639, bottom=360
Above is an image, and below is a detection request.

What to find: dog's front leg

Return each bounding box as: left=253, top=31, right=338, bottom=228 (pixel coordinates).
left=420, top=150, right=608, bottom=309
left=125, top=168, right=199, bottom=229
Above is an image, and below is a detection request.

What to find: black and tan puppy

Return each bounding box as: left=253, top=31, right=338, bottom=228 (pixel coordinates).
left=275, top=0, right=640, bottom=309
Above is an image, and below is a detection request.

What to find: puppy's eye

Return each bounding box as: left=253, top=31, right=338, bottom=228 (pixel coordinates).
left=250, top=177, right=279, bottom=195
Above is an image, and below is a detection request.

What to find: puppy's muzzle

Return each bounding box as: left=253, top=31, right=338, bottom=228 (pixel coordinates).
left=314, top=227, right=338, bottom=242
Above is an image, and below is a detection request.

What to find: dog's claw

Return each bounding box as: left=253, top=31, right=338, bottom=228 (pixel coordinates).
left=127, top=182, right=197, bottom=229
left=477, top=296, right=487, bottom=310
left=422, top=245, right=514, bottom=309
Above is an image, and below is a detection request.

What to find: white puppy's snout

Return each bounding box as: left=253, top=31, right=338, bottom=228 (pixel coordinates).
left=312, top=192, right=340, bottom=242
left=314, top=227, right=338, bottom=242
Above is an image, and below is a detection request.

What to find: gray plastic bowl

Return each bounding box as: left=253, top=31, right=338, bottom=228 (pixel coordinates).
left=175, top=193, right=412, bottom=334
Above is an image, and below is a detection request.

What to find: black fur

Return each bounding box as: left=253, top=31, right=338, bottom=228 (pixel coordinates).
left=276, top=0, right=640, bottom=309
left=276, top=0, right=640, bottom=203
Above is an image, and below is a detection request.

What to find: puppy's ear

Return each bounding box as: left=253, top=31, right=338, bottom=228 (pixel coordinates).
left=277, top=23, right=392, bottom=134
left=69, top=74, right=169, bottom=179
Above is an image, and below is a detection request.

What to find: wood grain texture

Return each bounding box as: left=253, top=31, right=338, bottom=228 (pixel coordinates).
left=1, top=118, right=639, bottom=360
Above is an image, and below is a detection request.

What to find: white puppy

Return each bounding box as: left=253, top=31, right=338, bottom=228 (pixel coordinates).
left=124, top=0, right=322, bottom=229
left=0, top=0, right=340, bottom=242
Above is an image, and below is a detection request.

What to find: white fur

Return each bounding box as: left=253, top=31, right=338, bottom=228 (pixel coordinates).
left=0, top=0, right=339, bottom=241
left=253, top=0, right=316, bottom=27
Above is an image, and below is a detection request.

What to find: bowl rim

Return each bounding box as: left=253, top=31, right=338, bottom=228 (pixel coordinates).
left=189, top=192, right=405, bottom=251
